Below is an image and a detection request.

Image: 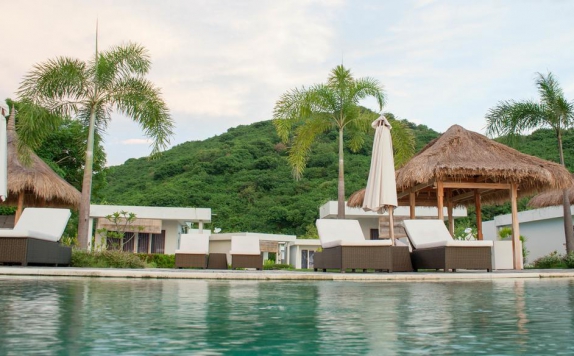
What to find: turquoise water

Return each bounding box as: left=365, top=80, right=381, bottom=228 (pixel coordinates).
left=0, top=278, right=573, bottom=355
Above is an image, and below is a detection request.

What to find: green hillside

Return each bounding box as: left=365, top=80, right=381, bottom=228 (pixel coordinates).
left=99, top=120, right=573, bottom=236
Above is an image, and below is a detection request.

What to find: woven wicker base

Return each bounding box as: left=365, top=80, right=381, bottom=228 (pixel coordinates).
left=207, top=253, right=228, bottom=269
left=232, top=254, right=263, bottom=270
left=411, top=246, right=492, bottom=272
left=0, top=237, right=71, bottom=266
left=174, top=254, right=208, bottom=269
left=313, top=246, right=393, bottom=273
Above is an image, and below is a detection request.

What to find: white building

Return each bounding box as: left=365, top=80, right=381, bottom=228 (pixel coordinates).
left=89, top=204, right=211, bottom=254
left=483, top=205, right=574, bottom=263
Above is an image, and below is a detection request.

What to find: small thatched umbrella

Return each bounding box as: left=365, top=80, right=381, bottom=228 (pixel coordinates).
left=1, top=109, right=81, bottom=223
left=349, top=125, right=572, bottom=269
left=528, top=174, right=574, bottom=208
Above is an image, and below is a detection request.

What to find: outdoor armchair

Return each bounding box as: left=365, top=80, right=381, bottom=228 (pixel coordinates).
left=402, top=219, right=493, bottom=272
left=230, top=236, right=262, bottom=270
left=0, top=208, right=72, bottom=266
left=174, top=232, right=210, bottom=269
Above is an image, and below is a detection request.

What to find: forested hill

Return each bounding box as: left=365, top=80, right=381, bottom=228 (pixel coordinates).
left=99, top=120, right=574, bottom=236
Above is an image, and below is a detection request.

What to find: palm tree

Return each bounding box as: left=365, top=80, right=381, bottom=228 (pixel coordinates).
left=486, top=72, right=574, bottom=253
left=17, top=40, right=173, bottom=250
left=273, top=65, right=414, bottom=219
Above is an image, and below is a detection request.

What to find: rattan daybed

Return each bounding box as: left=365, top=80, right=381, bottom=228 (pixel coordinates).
left=0, top=208, right=72, bottom=266
left=230, top=236, right=262, bottom=270
left=403, top=219, right=492, bottom=272
left=174, top=233, right=210, bottom=269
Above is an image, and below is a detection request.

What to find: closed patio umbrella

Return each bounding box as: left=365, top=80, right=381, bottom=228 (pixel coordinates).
left=362, top=115, right=398, bottom=244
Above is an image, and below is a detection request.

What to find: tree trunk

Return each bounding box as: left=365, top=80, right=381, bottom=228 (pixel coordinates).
left=557, top=132, right=574, bottom=253
left=77, top=106, right=97, bottom=250
left=337, top=128, right=345, bottom=219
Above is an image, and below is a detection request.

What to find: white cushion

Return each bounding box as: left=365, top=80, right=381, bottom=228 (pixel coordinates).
left=229, top=236, right=260, bottom=255
left=316, top=219, right=368, bottom=247
left=322, top=239, right=393, bottom=248
left=176, top=233, right=210, bottom=254
left=8, top=208, right=71, bottom=242
left=402, top=219, right=453, bottom=249
left=403, top=219, right=493, bottom=249
left=416, top=239, right=494, bottom=249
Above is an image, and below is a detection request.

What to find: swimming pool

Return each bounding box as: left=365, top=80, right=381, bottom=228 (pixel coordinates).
left=0, top=277, right=573, bottom=355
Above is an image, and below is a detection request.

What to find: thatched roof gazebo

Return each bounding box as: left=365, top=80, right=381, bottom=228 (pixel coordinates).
left=349, top=125, right=573, bottom=269
left=1, top=109, right=81, bottom=223
left=528, top=174, right=574, bottom=208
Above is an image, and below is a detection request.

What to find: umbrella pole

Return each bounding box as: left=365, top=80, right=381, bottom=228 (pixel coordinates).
left=388, top=206, right=395, bottom=245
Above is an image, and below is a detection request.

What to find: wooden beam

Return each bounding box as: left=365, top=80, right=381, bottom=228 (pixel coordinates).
left=510, top=182, right=522, bottom=270
left=15, top=192, right=24, bottom=224
left=442, top=182, right=511, bottom=190
left=437, top=181, right=444, bottom=220
left=475, top=190, right=483, bottom=240
left=409, top=192, right=415, bottom=219
left=451, top=189, right=495, bottom=203
left=397, top=180, right=435, bottom=199
left=447, top=189, right=454, bottom=235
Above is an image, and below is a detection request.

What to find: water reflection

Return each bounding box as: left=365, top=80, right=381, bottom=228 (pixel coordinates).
left=0, top=277, right=573, bottom=355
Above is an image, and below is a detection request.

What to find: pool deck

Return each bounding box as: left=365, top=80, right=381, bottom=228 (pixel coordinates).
left=1, top=266, right=574, bottom=281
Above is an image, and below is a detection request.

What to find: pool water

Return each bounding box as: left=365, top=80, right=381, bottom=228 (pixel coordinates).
left=0, top=277, right=573, bottom=355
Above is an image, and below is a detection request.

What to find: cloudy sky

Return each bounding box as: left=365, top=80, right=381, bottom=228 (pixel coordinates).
left=1, top=0, right=574, bottom=166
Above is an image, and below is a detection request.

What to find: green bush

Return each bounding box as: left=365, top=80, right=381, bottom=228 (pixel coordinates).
left=136, top=254, right=175, bottom=268
left=71, top=250, right=147, bottom=268
left=532, top=251, right=566, bottom=269
left=263, top=260, right=292, bottom=270
left=563, top=252, right=574, bottom=269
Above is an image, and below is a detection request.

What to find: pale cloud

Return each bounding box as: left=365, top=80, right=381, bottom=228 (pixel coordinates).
left=2, top=0, right=574, bottom=166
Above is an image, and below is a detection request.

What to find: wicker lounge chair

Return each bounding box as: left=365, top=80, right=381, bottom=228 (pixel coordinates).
left=0, top=208, right=72, bottom=266
left=402, top=219, right=493, bottom=272
left=314, top=219, right=396, bottom=273
left=174, top=233, right=210, bottom=269
left=230, top=236, right=262, bottom=270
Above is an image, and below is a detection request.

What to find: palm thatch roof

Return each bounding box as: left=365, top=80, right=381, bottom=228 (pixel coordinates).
left=528, top=174, right=574, bottom=208
left=348, top=125, right=573, bottom=208
left=1, top=110, right=81, bottom=209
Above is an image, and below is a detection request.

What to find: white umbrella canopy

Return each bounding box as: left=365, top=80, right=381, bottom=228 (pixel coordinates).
left=0, top=106, right=8, bottom=202
left=362, top=115, right=397, bottom=243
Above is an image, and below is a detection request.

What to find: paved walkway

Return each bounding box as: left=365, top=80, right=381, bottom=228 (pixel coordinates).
left=1, top=266, right=574, bottom=281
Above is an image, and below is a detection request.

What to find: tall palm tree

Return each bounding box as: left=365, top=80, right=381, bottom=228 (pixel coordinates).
left=17, top=40, right=173, bottom=250
left=486, top=72, right=574, bottom=253
left=273, top=65, right=414, bottom=219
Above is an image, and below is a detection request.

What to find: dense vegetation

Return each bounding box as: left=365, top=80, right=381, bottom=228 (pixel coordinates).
left=97, top=117, right=573, bottom=237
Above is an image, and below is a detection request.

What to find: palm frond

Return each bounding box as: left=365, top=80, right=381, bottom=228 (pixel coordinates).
left=388, top=116, right=415, bottom=168
left=485, top=100, right=544, bottom=140
left=287, top=117, right=331, bottom=179
left=17, top=57, right=88, bottom=116
left=111, top=77, right=173, bottom=155
left=351, top=77, right=385, bottom=110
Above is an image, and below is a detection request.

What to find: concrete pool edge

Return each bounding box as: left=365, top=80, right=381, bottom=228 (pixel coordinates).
left=1, top=266, right=574, bottom=281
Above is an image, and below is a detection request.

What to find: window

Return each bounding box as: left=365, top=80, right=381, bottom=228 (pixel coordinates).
left=138, top=233, right=150, bottom=253
left=151, top=230, right=166, bottom=254
left=301, top=250, right=315, bottom=269
left=123, top=232, right=135, bottom=252
left=370, top=229, right=380, bottom=240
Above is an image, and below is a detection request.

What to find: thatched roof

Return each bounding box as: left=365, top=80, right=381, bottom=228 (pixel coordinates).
left=528, top=174, right=574, bottom=208
left=0, top=110, right=81, bottom=209
left=348, top=125, right=573, bottom=208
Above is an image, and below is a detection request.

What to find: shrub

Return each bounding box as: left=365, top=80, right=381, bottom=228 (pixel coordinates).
left=563, top=252, right=574, bottom=269
left=71, top=250, right=147, bottom=268
left=263, top=260, right=292, bottom=270
left=532, top=251, right=565, bottom=269
left=136, top=254, right=175, bottom=268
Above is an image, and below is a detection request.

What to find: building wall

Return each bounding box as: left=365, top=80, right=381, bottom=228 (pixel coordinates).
left=163, top=220, right=183, bottom=254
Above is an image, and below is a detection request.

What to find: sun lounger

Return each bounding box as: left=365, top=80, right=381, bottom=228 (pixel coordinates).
left=314, top=219, right=402, bottom=273
left=402, top=219, right=493, bottom=272
left=0, top=208, right=72, bottom=266
left=230, top=236, right=262, bottom=270
left=174, top=233, right=210, bottom=269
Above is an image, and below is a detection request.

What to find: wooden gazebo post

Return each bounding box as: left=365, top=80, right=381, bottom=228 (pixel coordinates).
left=510, top=183, right=521, bottom=269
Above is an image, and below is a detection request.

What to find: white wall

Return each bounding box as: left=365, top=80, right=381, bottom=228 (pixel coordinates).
left=163, top=220, right=182, bottom=254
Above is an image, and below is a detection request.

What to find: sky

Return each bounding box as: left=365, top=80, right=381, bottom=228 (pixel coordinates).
left=1, top=0, right=574, bottom=166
